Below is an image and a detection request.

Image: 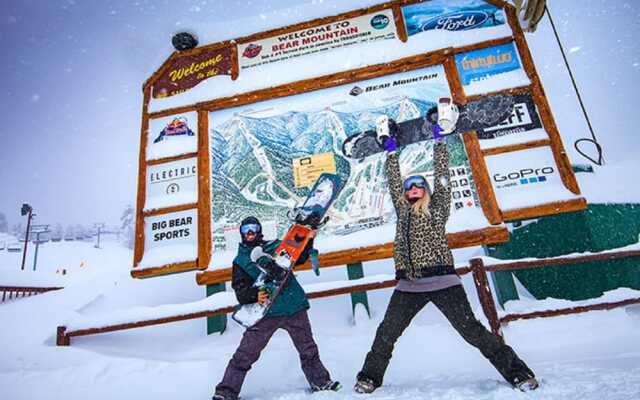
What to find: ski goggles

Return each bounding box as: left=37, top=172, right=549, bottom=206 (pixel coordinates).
left=240, top=223, right=261, bottom=235
left=403, top=175, right=428, bottom=191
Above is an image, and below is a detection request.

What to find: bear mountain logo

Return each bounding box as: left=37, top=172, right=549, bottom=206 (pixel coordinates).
left=349, top=86, right=364, bottom=96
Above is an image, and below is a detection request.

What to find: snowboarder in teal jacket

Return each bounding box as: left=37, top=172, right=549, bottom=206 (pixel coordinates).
left=213, top=217, right=340, bottom=400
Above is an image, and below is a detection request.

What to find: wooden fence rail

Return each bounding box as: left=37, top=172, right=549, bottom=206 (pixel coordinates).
left=57, top=277, right=399, bottom=346
left=1, top=286, right=63, bottom=303
left=56, top=248, right=640, bottom=346
left=471, top=250, right=640, bottom=338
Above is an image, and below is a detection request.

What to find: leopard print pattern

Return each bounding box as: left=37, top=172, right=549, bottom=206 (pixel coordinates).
left=386, top=142, right=454, bottom=280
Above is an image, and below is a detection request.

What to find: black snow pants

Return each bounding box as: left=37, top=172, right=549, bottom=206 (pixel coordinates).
left=357, top=285, right=535, bottom=388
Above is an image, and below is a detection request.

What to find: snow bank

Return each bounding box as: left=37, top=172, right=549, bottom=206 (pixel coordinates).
left=576, top=160, right=640, bottom=204
left=462, top=68, right=531, bottom=97
left=501, top=287, right=640, bottom=316
left=63, top=274, right=395, bottom=333
left=478, top=127, right=549, bottom=150
left=479, top=239, right=640, bottom=266
left=137, top=244, right=197, bottom=269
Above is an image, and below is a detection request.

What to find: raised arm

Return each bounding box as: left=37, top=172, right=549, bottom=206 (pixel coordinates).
left=385, top=151, right=405, bottom=211
left=430, top=139, right=451, bottom=224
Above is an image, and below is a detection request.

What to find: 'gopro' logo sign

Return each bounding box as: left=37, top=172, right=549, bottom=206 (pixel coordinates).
left=493, top=166, right=554, bottom=189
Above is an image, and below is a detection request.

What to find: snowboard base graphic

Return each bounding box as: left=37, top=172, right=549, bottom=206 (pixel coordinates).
left=342, top=93, right=516, bottom=159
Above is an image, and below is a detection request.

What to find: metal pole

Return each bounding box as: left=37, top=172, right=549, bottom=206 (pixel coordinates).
left=95, top=225, right=102, bottom=249
left=20, top=210, right=33, bottom=271
left=33, top=232, right=41, bottom=271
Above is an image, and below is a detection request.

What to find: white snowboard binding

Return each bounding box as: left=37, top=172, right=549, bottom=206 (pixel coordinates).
left=250, top=246, right=290, bottom=270
left=437, top=97, right=460, bottom=134
left=375, top=115, right=391, bottom=144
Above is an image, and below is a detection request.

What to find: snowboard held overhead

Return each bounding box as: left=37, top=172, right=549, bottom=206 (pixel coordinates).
left=342, top=94, right=516, bottom=159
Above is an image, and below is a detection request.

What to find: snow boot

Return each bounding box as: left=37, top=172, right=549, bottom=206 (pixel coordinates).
left=354, top=378, right=377, bottom=394
left=312, top=380, right=342, bottom=392
left=515, top=377, right=539, bottom=392
left=212, top=393, right=238, bottom=400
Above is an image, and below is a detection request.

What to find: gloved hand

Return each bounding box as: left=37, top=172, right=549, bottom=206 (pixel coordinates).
left=257, top=289, right=270, bottom=305
left=257, top=282, right=276, bottom=305
left=384, top=136, right=397, bottom=152
left=433, top=123, right=445, bottom=142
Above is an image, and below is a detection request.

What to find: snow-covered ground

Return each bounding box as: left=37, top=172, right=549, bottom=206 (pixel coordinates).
left=1, top=238, right=639, bottom=400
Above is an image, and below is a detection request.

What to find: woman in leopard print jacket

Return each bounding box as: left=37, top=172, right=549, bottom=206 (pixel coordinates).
left=354, top=123, right=538, bottom=394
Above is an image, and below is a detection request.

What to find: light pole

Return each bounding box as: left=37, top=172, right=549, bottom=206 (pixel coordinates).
left=94, top=222, right=105, bottom=249
left=20, top=204, right=33, bottom=271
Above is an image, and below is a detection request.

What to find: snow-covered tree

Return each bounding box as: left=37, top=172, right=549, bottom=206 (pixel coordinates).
left=65, top=225, right=75, bottom=240
left=52, top=223, right=63, bottom=241
left=120, top=205, right=135, bottom=249
left=75, top=224, right=86, bottom=240
left=11, top=223, right=24, bottom=238
left=0, top=212, right=8, bottom=233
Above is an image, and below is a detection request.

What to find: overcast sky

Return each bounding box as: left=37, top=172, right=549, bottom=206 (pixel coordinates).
left=1, top=0, right=638, bottom=228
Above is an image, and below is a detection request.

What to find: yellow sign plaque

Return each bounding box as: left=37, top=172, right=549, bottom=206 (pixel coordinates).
left=293, top=152, right=337, bottom=188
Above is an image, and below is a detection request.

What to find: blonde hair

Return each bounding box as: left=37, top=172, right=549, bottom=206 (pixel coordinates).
left=407, top=191, right=431, bottom=216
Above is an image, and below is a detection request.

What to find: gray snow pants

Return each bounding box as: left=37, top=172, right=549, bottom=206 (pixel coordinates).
left=215, top=309, right=330, bottom=399
left=358, top=285, right=535, bottom=388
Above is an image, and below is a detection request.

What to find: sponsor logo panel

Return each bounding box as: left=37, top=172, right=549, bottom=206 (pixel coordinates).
left=476, top=94, right=543, bottom=140
left=485, top=147, right=564, bottom=204
left=147, top=112, right=198, bottom=161
left=144, top=209, right=198, bottom=252
left=152, top=47, right=233, bottom=99
left=145, top=157, right=198, bottom=210
left=455, top=42, right=522, bottom=86
left=402, top=1, right=506, bottom=37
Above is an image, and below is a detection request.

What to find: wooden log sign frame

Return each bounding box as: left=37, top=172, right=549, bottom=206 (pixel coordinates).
left=132, top=0, right=586, bottom=279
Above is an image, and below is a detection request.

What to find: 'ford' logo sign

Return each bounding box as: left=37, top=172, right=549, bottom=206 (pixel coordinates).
left=422, top=11, right=489, bottom=32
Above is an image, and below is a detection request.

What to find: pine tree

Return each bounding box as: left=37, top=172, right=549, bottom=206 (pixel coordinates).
left=120, top=205, right=135, bottom=249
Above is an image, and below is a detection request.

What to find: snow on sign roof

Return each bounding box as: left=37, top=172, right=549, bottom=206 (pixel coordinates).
left=133, top=0, right=586, bottom=279
left=147, top=0, right=518, bottom=111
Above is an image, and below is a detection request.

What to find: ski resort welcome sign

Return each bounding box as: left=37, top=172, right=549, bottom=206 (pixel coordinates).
left=238, top=9, right=397, bottom=70
left=133, top=0, right=585, bottom=278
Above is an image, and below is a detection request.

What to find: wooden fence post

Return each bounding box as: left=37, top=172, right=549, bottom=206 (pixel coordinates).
left=469, top=258, right=503, bottom=340
left=347, top=263, right=371, bottom=318
left=206, top=283, right=227, bottom=334
left=57, top=326, right=70, bottom=346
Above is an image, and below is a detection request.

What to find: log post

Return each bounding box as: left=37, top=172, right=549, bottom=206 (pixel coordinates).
left=56, top=326, right=70, bottom=346
left=469, top=258, right=503, bottom=341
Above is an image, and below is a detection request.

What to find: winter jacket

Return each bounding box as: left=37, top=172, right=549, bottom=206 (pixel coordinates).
left=386, top=142, right=455, bottom=280
left=231, top=239, right=311, bottom=317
